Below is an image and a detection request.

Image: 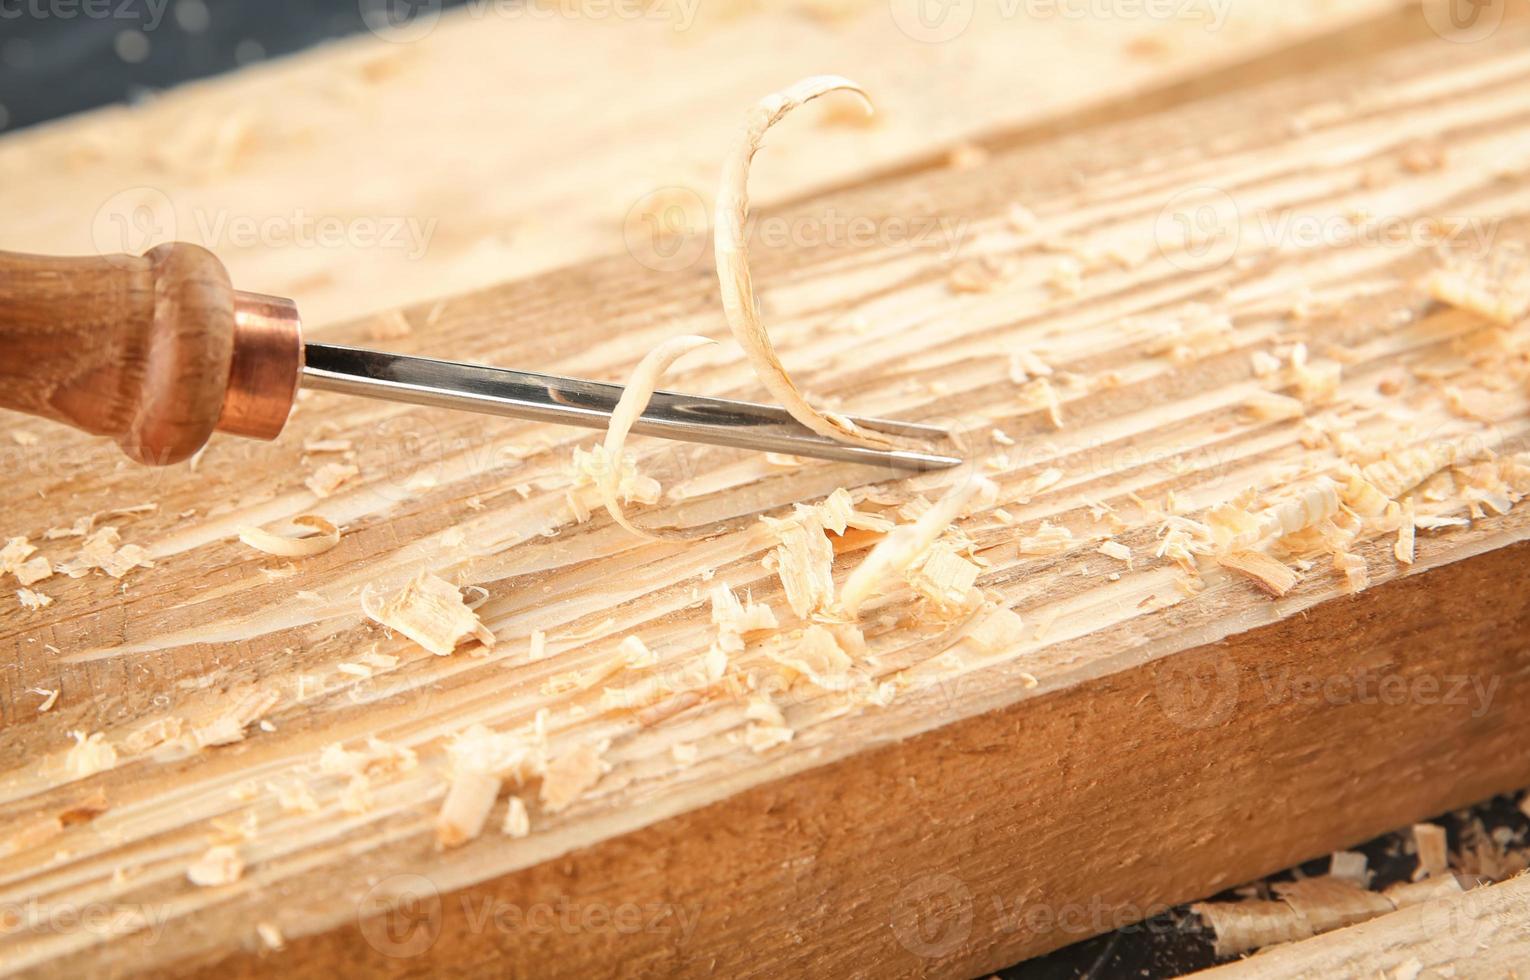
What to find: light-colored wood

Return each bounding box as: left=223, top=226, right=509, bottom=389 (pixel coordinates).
left=0, top=244, right=237, bottom=465
left=1, top=6, right=1529, bottom=979
left=0, top=0, right=1404, bottom=328
left=1191, top=874, right=1530, bottom=978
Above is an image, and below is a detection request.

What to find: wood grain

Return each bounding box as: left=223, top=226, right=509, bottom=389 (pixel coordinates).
left=0, top=5, right=1528, bottom=978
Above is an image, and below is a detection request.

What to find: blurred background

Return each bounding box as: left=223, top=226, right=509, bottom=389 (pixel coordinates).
left=0, top=0, right=1402, bottom=329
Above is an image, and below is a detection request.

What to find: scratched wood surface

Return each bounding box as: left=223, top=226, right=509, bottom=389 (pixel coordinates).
left=0, top=0, right=1402, bottom=327
left=3, top=4, right=1530, bottom=978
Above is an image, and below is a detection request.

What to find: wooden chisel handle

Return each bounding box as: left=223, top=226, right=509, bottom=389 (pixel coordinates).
left=0, top=244, right=304, bottom=464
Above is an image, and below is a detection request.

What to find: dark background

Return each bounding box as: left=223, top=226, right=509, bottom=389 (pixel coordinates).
left=0, top=3, right=1513, bottom=977
left=0, top=0, right=466, bottom=132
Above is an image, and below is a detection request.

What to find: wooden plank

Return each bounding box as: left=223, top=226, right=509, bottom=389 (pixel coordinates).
left=0, top=0, right=1404, bottom=327
left=3, top=5, right=1530, bottom=977
left=1191, top=874, right=1530, bottom=978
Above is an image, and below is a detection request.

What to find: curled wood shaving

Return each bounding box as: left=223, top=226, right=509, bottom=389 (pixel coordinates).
left=1272, top=876, right=1393, bottom=934
left=597, top=335, right=714, bottom=539
left=362, top=573, right=494, bottom=656
left=187, top=845, right=243, bottom=886
left=1217, top=550, right=1299, bottom=597
left=237, top=516, right=341, bottom=558
left=838, top=478, right=995, bottom=616
left=715, top=76, right=890, bottom=450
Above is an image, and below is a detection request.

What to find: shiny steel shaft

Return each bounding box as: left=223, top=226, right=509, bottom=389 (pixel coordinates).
left=300, top=343, right=961, bottom=472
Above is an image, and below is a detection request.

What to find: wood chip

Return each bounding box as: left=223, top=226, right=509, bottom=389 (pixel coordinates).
left=237, top=516, right=341, bottom=558
left=1217, top=550, right=1299, bottom=597
left=187, top=844, right=243, bottom=886
left=839, top=478, right=994, bottom=616
left=436, top=771, right=500, bottom=848
left=362, top=572, right=494, bottom=656
left=63, top=731, right=117, bottom=779
left=305, top=462, right=359, bottom=498
left=715, top=76, right=890, bottom=450
left=540, top=743, right=604, bottom=813
left=1413, top=822, right=1449, bottom=879
left=711, top=584, right=777, bottom=653
left=17, top=588, right=52, bottom=610
left=501, top=795, right=530, bottom=838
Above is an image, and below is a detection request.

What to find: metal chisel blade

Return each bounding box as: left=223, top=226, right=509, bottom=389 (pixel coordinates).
left=300, top=343, right=962, bottom=472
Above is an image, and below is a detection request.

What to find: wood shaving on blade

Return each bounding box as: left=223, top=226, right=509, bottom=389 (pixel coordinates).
left=714, top=76, right=891, bottom=450
left=592, top=334, right=715, bottom=539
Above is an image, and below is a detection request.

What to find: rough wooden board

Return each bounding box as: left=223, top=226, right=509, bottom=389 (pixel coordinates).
left=0, top=0, right=1403, bottom=327
left=2, top=5, right=1530, bottom=978
left=1191, top=874, right=1530, bottom=978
